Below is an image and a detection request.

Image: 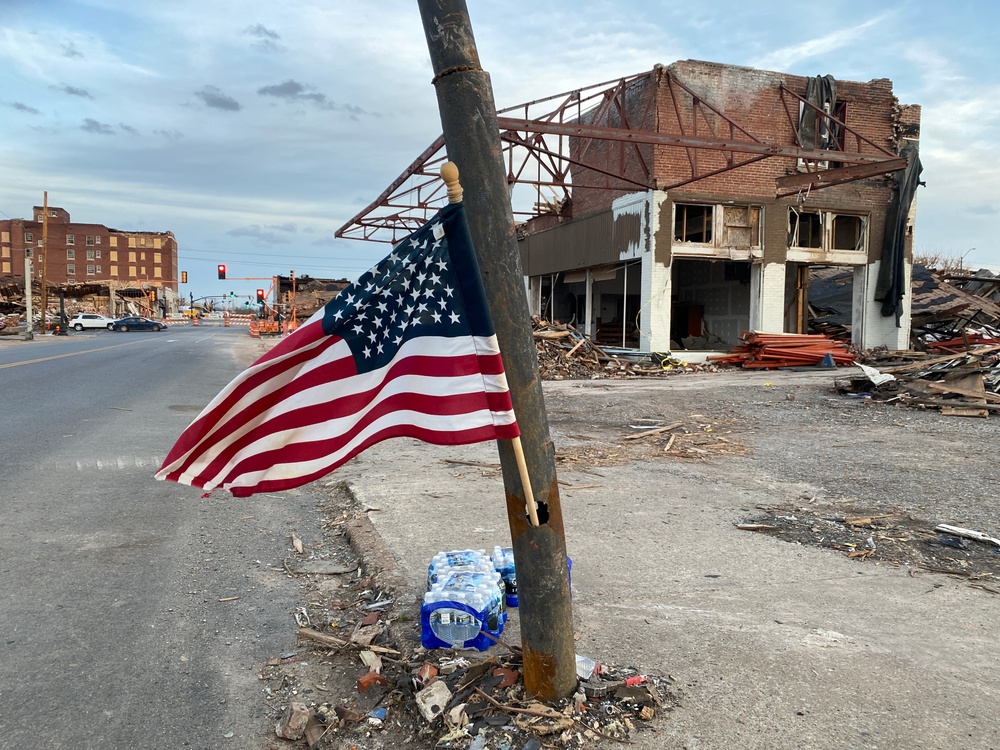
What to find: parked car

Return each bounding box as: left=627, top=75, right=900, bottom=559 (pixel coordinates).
left=68, top=313, right=116, bottom=331
left=111, top=316, right=168, bottom=332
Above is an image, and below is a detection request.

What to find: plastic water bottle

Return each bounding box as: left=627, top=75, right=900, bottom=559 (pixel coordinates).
left=492, top=546, right=518, bottom=608
left=427, top=549, right=492, bottom=588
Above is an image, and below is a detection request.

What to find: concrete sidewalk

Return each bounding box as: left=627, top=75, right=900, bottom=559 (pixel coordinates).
left=332, top=371, right=999, bottom=750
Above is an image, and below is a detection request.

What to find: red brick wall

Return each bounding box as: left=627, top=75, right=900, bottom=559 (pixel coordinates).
left=569, top=60, right=917, bottom=226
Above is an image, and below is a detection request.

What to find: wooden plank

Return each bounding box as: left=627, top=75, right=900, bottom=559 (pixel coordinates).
left=940, top=406, right=989, bottom=418
left=914, top=379, right=1000, bottom=404
left=881, top=345, right=1000, bottom=374
left=623, top=421, right=683, bottom=441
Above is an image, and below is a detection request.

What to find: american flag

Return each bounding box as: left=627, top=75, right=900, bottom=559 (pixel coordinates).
left=155, top=202, right=519, bottom=497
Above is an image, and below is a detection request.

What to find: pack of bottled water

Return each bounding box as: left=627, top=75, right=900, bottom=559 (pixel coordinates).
left=492, top=546, right=518, bottom=608
left=421, top=566, right=506, bottom=651
left=489, top=545, right=571, bottom=609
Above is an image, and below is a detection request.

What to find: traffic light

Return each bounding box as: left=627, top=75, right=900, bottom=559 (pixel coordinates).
left=181, top=271, right=188, bottom=284
left=256, top=289, right=265, bottom=303
left=217, top=264, right=226, bottom=280
left=149, top=289, right=157, bottom=303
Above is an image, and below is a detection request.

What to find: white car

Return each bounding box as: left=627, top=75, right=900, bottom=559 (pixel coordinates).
left=68, top=313, right=116, bottom=331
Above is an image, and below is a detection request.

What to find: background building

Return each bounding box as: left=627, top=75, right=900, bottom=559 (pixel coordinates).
left=1, top=205, right=180, bottom=319
left=1, top=205, right=178, bottom=291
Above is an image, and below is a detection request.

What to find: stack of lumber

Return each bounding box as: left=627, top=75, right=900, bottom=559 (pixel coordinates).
left=709, top=331, right=856, bottom=369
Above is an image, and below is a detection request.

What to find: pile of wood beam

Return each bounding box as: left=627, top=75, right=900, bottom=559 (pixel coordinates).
left=531, top=317, right=718, bottom=380
left=708, top=331, right=856, bottom=369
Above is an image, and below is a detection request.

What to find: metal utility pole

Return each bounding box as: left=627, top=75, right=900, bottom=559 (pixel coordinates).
left=40, top=192, right=49, bottom=332
left=417, top=0, right=576, bottom=700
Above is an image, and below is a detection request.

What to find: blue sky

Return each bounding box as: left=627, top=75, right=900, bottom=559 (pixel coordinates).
left=2, top=1, right=998, bottom=301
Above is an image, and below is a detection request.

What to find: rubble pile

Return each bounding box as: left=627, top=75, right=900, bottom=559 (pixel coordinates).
left=740, top=509, right=1000, bottom=589
left=279, top=637, right=674, bottom=749
left=839, top=344, right=1000, bottom=417
left=532, top=317, right=719, bottom=380
left=259, top=508, right=677, bottom=750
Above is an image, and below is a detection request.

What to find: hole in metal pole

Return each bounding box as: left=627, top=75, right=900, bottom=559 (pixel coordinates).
left=532, top=502, right=550, bottom=525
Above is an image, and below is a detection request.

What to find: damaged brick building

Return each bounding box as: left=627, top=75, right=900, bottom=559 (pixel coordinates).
left=1, top=204, right=180, bottom=316
left=337, top=60, right=922, bottom=354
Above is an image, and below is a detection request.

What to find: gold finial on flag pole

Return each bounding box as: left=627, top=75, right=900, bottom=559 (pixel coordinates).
left=441, top=161, right=464, bottom=204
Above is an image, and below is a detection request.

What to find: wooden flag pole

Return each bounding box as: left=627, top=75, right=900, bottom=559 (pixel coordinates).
left=510, top=435, right=541, bottom=527
left=442, top=162, right=541, bottom=528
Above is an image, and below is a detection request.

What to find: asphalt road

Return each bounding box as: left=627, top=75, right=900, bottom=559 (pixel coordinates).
left=0, top=326, right=317, bottom=749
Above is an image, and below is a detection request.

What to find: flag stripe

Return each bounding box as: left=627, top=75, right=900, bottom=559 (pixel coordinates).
left=160, top=332, right=511, bottom=474
left=160, top=333, right=512, bottom=475
left=165, top=375, right=517, bottom=489
left=224, top=422, right=508, bottom=497
left=187, top=401, right=518, bottom=495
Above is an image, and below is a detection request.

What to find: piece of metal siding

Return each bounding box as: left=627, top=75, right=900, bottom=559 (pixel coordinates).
left=518, top=209, right=640, bottom=277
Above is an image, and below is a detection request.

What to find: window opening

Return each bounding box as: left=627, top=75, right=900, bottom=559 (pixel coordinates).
left=789, top=209, right=822, bottom=248
left=832, top=214, right=867, bottom=251
left=674, top=204, right=713, bottom=243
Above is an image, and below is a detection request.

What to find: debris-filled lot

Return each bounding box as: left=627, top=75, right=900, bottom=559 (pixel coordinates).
left=258, top=497, right=678, bottom=750
left=258, top=359, right=1000, bottom=749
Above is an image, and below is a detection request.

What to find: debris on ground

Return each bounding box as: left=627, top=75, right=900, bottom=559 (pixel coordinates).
left=739, top=505, right=1000, bottom=588
left=259, top=495, right=679, bottom=749
left=836, top=344, right=1000, bottom=417
left=550, top=415, right=750, bottom=470
left=708, top=331, right=856, bottom=369
left=532, top=317, right=719, bottom=380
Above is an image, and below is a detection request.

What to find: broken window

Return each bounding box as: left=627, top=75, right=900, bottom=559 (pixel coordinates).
left=674, top=204, right=713, bottom=244
left=789, top=209, right=869, bottom=252
left=789, top=209, right=823, bottom=248
left=832, top=214, right=866, bottom=251
left=87, top=249, right=95, bottom=260
left=25, top=232, right=33, bottom=242
left=66, top=234, right=75, bottom=245
left=67, top=263, right=75, bottom=275
left=722, top=206, right=761, bottom=248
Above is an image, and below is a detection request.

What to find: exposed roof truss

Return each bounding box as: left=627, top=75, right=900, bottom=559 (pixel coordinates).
left=336, top=67, right=906, bottom=244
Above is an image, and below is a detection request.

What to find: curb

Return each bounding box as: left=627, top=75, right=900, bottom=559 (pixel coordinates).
left=338, top=481, right=409, bottom=598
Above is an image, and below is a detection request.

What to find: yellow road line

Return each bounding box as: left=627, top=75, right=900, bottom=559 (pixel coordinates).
left=0, top=338, right=163, bottom=370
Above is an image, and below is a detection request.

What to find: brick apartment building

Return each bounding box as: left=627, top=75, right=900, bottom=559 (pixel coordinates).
left=340, top=59, right=922, bottom=354
left=0, top=205, right=179, bottom=294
